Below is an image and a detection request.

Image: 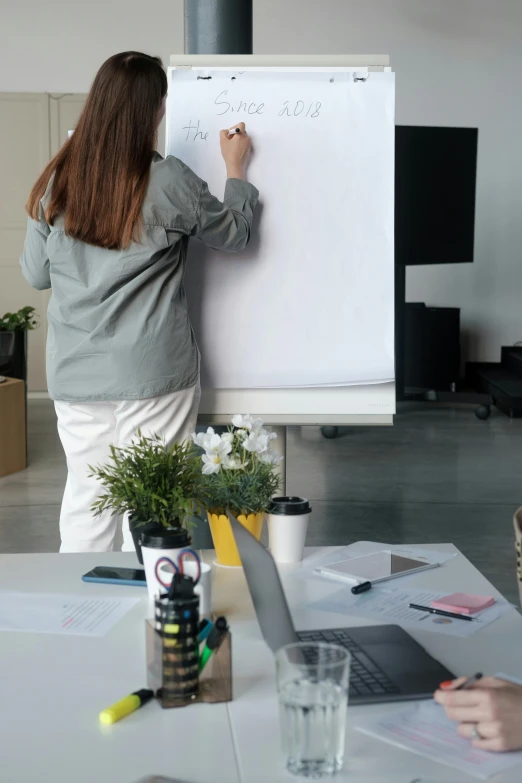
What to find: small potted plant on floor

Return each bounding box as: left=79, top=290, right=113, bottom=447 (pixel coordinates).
left=193, top=415, right=281, bottom=567
left=89, top=431, right=200, bottom=565
left=0, top=306, right=38, bottom=380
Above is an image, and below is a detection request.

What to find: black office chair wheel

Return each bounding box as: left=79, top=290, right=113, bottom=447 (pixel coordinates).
left=321, top=426, right=339, bottom=439
left=475, top=404, right=491, bottom=421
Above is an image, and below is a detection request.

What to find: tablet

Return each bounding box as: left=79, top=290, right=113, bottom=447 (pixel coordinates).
left=315, top=551, right=439, bottom=585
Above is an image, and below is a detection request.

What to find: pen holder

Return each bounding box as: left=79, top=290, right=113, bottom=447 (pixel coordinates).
left=150, top=593, right=200, bottom=704
left=146, top=605, right=232, bottom=708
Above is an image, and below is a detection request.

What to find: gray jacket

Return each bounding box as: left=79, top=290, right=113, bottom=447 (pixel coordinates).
left=20, top=154, right=258, bottom=401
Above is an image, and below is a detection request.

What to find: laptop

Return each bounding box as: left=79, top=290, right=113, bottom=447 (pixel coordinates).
left=228, top=512, right=454, bottom=705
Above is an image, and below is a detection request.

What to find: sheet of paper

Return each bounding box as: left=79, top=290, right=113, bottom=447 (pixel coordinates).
left=496, top=672, right=522, bottom=686
left=295, top=541, right=457, bottom=585
left=0, top=592, right=141, bottom=637
left=309, top=584, right=514, bottom=637
left=357, top=699, right=522, bottom=780
left=168, top=69, right=395, bottom=389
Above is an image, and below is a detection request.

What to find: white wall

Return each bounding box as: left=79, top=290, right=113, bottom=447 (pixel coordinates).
left=256, top=0, right=522, bottom=363
left=1, top=0, right=521, bottom=362
left=0, top=0, right=184, bottom=93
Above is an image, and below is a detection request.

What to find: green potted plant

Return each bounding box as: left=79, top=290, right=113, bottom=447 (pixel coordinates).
left=192, top=415, right=281, bottom=567
left=89, top=431, right=200, bottom=564
left=0, top=306, right=38, bottom=380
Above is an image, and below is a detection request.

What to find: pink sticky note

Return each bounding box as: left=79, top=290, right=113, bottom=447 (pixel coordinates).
left=430, top=592, right=496, bottom=615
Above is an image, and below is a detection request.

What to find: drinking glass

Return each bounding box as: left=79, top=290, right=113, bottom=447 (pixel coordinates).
left=276, top=642, right=351, bottom=778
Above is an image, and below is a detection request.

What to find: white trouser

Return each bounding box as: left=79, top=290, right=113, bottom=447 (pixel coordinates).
left=54, top=384, right=201, bottom=553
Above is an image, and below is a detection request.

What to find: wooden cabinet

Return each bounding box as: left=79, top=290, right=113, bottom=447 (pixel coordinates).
left=0, top=377, right=26, bottom=476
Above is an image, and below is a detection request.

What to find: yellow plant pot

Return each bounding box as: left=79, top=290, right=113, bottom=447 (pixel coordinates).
left=208, top=511, right=264, bottom=567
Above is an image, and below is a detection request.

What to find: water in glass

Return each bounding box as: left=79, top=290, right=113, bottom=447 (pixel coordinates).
left=279, top=678, right=347, bottom=778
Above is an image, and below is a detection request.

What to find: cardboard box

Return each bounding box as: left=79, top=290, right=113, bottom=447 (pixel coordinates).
left=0, top=377, right=26, bottom=477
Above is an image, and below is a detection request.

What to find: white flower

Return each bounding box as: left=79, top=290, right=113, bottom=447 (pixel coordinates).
left=232, top=414, right=264, bottom=433
left=201, top=440, right=232, bottom=475
left=232, top=414, right=251, bottom=430
left=197, top=430, right=233, bottom=474
left=202, top=453, right=222, bottom=474
left=243, top=429, right=276, bottom=454
left=223, top=453, right=245, bottom=470
left=192, top=427, right=216, bottom=450
left=259, top=450, right=283, bottom=465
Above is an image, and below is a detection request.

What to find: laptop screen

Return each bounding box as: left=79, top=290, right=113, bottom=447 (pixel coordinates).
left=228, top=512, right=298, bottom=652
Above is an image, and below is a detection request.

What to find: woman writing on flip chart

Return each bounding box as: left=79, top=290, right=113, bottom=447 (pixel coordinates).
left=20, top=51, right=258, bottom=553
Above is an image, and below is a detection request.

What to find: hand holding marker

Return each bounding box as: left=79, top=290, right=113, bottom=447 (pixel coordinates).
left=220, top=122, right=252, bottom=179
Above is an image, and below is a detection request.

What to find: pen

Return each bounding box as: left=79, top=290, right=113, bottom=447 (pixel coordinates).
left=99, top=688, right=154, bottom=725
left=409, top=603, right=476, bottom=622
left=228, top=127, right=241, bottom=134
left=199, top=616, right=228, bottom=673
left=351, top=580, right=372, bottom=595
left=456, top=672, right=483, bottom=690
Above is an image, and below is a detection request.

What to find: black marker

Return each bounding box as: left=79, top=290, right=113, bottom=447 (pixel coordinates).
left=351, top=581, right=372, bottom=595
left=456, top=672, right=483, bottom=690
left=228, top=127, right=241, bottom=134
left=199, top=616, right=228, bottom=673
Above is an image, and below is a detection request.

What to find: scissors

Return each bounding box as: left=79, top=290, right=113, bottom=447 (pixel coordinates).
left=155, top=548, right=201, bottom=589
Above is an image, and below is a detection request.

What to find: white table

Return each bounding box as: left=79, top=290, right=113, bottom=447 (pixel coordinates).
left=1, top=545, right=521, bottom=783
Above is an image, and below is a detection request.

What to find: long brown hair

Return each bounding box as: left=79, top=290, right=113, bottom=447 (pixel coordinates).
left=26, top=52, right=167, bottom=250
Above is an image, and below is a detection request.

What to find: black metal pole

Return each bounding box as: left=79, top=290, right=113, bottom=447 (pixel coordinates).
left=184, top=0, right=253, bottom=55
left=183, top=2, right=254, bottom=541
left=395, top=264, right=406, bottom=402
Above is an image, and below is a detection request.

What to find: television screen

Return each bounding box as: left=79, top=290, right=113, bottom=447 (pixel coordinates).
left=395, top=126, right=478, bottom=266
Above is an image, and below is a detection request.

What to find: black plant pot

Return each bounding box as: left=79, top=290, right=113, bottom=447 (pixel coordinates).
left=0, top=331, right=27, bottom=380
left=129, top=518, right=163, bottom=564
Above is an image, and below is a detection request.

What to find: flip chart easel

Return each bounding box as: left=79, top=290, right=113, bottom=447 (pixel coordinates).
left=168, top=54, right=394, bottom=477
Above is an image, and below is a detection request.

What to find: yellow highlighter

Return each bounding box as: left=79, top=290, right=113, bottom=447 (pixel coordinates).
left=99, top=689, right=154, bottom=725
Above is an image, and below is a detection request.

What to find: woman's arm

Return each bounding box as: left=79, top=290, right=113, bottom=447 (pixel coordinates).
left=192, top=122, right=259, bottom=253
left=20, top=215, right=51, bottom=290
left=435, top=676, right=522, bottom=752
left=193, top=178, right=259, bottom=253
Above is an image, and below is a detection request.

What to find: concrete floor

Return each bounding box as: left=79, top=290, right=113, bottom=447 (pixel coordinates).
left=0, top=401, right=520, bottom=602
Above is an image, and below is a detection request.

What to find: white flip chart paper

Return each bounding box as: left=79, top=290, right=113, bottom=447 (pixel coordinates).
left=166, top=68, right=395, bottom=389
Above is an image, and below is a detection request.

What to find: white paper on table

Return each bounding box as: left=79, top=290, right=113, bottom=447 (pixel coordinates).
left=294, top=541, right=457, bottom=585
left=357, top=699, right=522, bottom=780
left=496, top=672, right=522, bottom=686
left=0, top=592, right=141, bottom=637
left=309, top=584, right=515, bottom=638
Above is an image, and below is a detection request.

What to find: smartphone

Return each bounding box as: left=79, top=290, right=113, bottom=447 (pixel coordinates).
left=82, top=566, right=146, bottom=586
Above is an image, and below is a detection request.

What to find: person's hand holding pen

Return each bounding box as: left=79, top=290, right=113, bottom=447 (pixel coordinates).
left=220, top=122, right=252, bottom=181
left=435, top=675, right=522, bottom=752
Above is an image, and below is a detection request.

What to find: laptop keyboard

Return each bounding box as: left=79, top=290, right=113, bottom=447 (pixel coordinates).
left=296, top=629, right=401, bottom=699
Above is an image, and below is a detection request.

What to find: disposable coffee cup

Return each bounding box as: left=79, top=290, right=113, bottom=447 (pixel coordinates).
left=268, top=496, right=312, bottom=564
left=141, top=528, right=191, bottom=600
